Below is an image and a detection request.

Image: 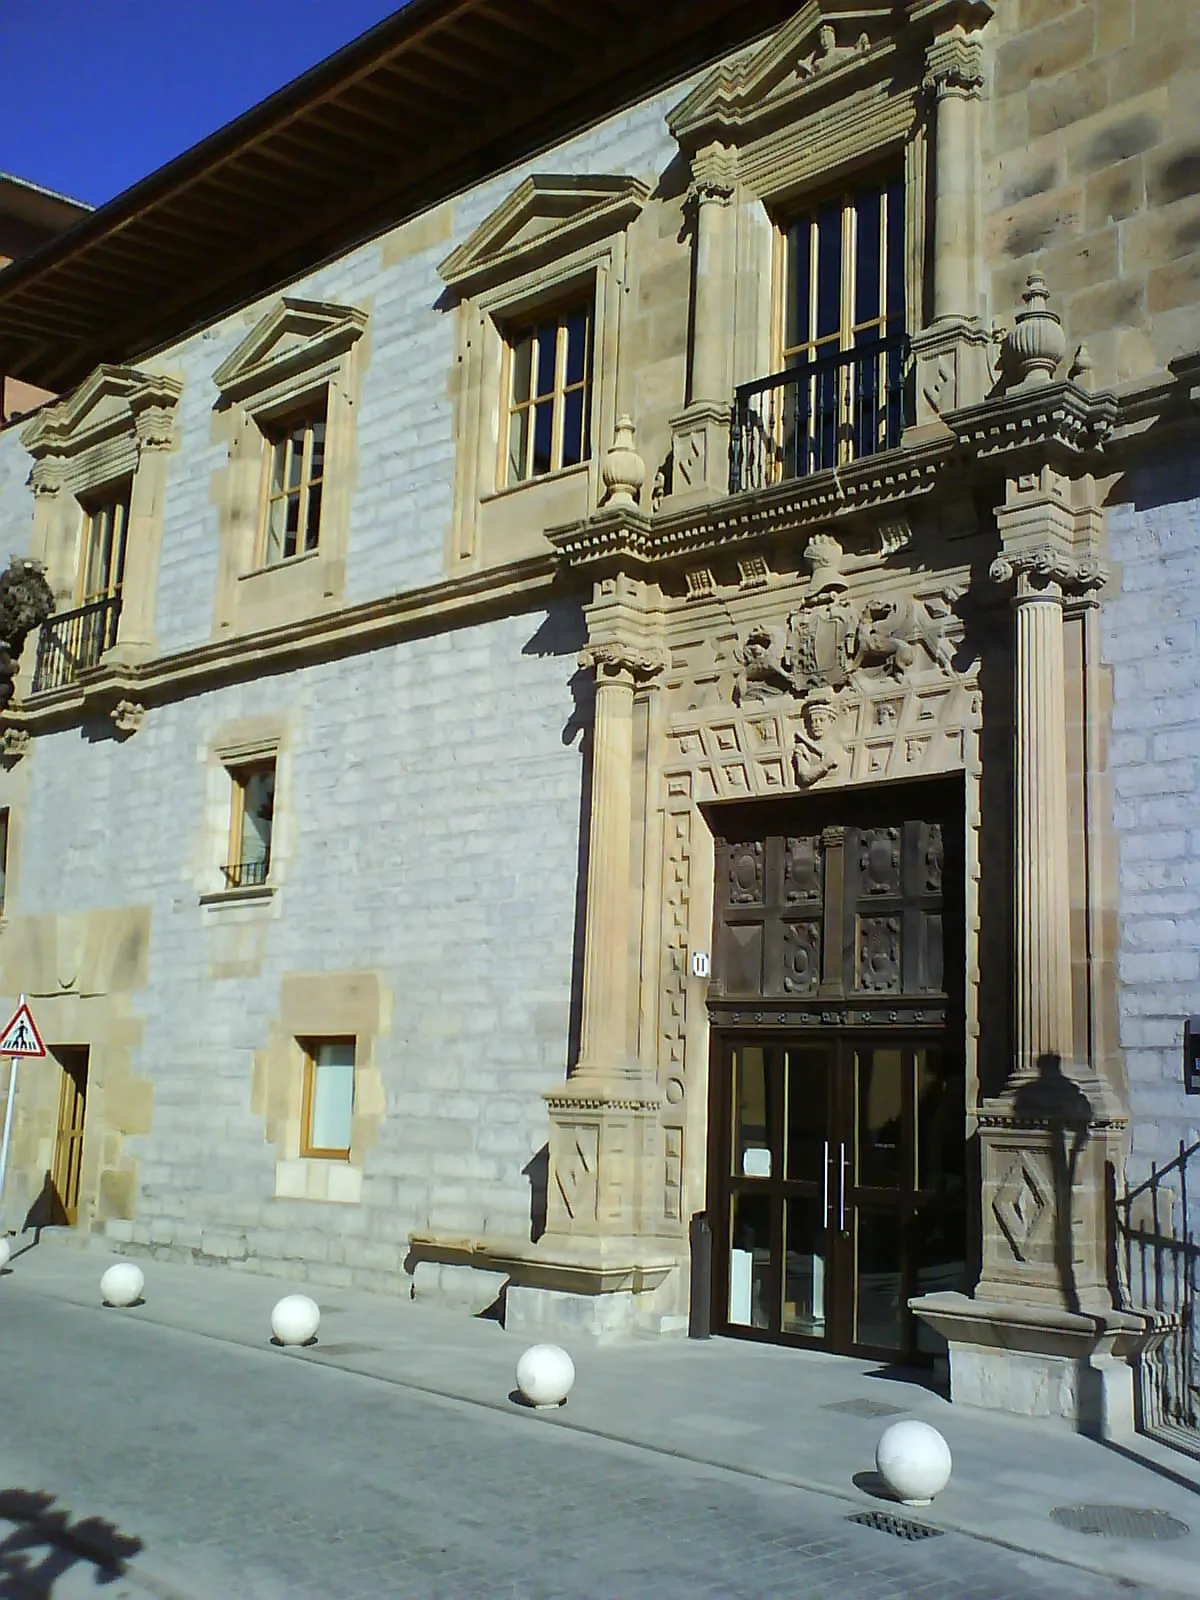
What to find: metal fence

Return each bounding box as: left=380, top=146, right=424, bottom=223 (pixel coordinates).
left=1118, top=1139, right=1200, bottom=1445
left=729, top=332, right=911, bottom=495
left=31, top=593, right=121, bottom=695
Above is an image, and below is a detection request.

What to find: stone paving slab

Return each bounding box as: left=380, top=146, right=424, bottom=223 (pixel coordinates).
left=5, top=1235, right=1200, bottom=1596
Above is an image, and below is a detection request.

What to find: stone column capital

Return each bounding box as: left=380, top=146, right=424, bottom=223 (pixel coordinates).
left=688, top=142, right=737, bottom=207
left=29, top=459, right=63, bottom=497
left=579, top=641, right=667, bottom=686
left=133, top=404, right=176, bottom=452
left=923, top=31, right=985, bottom=98
left=989, top=546, right=1109, bottom=600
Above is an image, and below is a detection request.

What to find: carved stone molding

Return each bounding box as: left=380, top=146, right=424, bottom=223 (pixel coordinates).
left=0, top=727, right=30, bottom=760
left=989, top=545, right=1109, bottom=597
left=578, top=641, right=667, bottom=684
left=688, top=141, right=738, bottom=204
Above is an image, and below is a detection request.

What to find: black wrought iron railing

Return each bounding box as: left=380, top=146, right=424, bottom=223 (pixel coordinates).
left=222, top=857, right=271, bottom=890
left=729, top=331, right=912, bottom=494
left=1118, top=1139, right=1200, bottom=1448
left=31, top=592, right=122, bottom=695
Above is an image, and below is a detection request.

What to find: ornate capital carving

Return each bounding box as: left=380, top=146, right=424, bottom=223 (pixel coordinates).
left=578, top=641, right=667, bottom=685
left=923, top=31, right=985, bottom=96
left=133, top=404, right=175, bottom=451
left=0, top=727, right=30, bottom=760
left=110, top=700, right=146, bottom=735
left=29, top=460, right=62, bottom=497
left=689, top=142, right=737, bottom=204
left=989, top=545, right=1109, bottom=597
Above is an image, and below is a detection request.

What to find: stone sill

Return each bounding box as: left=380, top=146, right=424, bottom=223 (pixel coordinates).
left=199, top=884, right=276, bottom=909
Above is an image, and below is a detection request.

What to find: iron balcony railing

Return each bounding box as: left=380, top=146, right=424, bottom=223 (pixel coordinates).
left=31, top=592, right=122, bottom=695
left=1118, top=1138, right=1200, bottom=1451
left=729, top=331, right=912, bottom=495
left=222, top=857, right=271, bottom=890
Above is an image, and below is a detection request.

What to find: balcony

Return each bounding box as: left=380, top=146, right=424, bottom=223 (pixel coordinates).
left=31, top=592, right=122, bottom=695
left=729, top=332, right=911, bottom=495
left=221, top=857, right=271, bottom=890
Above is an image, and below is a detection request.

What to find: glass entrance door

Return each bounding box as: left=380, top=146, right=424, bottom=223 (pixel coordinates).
left=715, top=1035, right=965, bottom=1360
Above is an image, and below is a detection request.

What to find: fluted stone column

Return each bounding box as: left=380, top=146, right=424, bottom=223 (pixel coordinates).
left=542, top=638, right=666, bottom=1243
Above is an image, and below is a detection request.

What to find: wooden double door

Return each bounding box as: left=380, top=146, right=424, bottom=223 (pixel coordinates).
left=712, top=1033, right=965, bottom=1359
left=706, top=779, right=967, bottom=1361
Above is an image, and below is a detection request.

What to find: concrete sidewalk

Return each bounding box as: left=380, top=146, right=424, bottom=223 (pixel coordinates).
left=5, top=1233, right=1199, bottom=1598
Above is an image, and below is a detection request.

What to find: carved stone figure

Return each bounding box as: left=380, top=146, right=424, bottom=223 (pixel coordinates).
left=0, top=558, right=55, bottom=710
left=797, top=23, right=870, bottom=78
left=860, top=589, right=963, bottom=677
left=792, top=689, right=840, bottom=788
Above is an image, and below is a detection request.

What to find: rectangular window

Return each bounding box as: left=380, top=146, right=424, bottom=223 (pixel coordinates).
left=505, top=303, right=592, bottom=486
left=0, top=808, right=8, bottom=917
left=776, top=173, right=907, bottom=474
left=224, top=760, right=275, bottom=889
left=259, top=398, right=327, bottom=566
left=301, top=1039, right=355, bottom=1159
left=78, top=482, right=131, bottom=605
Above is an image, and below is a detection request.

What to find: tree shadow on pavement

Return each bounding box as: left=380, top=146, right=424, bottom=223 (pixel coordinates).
left=0, top=1489, right=142, bottom=1596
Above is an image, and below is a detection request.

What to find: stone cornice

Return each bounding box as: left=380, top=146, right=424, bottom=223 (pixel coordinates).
left=11, top=551, right=558, bottom=732
left=951, top=380, right=1119, bottom=464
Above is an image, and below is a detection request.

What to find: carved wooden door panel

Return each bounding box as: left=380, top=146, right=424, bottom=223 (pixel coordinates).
left=51, top=1046, right=89, bottom=1226
left=708, top=778, right=961, bottom=1031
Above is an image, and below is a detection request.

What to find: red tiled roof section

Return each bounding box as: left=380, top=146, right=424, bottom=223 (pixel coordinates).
left=0, top=0, right=795, bottom=392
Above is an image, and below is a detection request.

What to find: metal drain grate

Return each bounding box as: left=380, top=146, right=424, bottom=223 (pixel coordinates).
left=822, top=1398, right=906, bottom=1419
left=1051, top=1505, right=1190, bottom=1541
left=848, top=1510, right=943, bottom=1541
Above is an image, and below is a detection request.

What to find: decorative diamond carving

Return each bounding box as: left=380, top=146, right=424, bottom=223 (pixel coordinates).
left=993, top=1157, right=1052, bottom=1263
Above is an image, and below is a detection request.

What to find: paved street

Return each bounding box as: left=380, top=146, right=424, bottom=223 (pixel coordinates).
left=0, top=1276, right=1182, bottom=1600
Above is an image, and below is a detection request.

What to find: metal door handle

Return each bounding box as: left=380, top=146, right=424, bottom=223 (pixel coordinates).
left=838, top=1142, right=847, bottom=1232
left=822, top=1140, right=830, bottom=1228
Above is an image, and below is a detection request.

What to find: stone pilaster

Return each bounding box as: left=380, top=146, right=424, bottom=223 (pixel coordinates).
left=909, top=22, right=991, bottom=424
left=105, top=406, right=175, bottom=667
left=667, top=143, right=736, bottom=507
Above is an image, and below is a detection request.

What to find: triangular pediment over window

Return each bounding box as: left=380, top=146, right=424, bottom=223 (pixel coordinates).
left=668, top=2, right=912, bottom=144
left=21, top=364, right=182, bottom=458
left=213, top=297, right=367, bottom=403
left=439, top=174, right=650, bottom=296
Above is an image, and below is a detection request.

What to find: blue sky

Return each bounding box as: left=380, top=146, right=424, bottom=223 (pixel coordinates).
left=1, top=1, right=407, bottom=207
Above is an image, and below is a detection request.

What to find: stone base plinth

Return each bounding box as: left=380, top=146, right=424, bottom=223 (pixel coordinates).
left=911, top=1290, right=1150, bottom=1438
left=407, top=1230, right=683, bottom=1341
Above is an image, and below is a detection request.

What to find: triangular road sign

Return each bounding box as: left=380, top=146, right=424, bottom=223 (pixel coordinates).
left=0, top=995, right=45, bottom=1058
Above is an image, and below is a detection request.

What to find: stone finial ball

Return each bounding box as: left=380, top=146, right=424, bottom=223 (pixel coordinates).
left=271, top=1293, right=321, bottom=1346
left=875, top=1419, right=952, bottom=1506
left=516, top=1343, right=576, bottom=1408
left=100, top=1262, right=145, bottom=1308
left=0, top=1237, right=10, bottom=1272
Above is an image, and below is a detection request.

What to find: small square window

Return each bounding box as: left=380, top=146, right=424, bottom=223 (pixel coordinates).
left=224, top=760, right=275, bottom=889
left=301, top=1039, right=355, bottom=1159
left=504, top=304, right=592, bottom=486
left=258, top=398, right=327, bottom=566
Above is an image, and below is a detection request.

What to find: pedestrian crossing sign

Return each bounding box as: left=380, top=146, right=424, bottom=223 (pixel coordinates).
left=0, top=996, right=45, bottom=1058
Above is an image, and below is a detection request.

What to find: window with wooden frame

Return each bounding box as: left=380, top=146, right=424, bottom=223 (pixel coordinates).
left=224, top=760, right=275, bottom=889
left=257, top=397, right=327, bottom=567
left=504, top=303, right=593, bottom=486
left=0, top=808, right=9, bottom=918
left=78, top=480, right=131, bottom=605
left=767, top=172, right=908, bottom=478
left=300, top=1038, right=356, bottom=1159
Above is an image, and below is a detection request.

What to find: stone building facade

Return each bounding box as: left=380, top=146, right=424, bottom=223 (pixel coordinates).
left=0, top=0, right=1199, bottom=1433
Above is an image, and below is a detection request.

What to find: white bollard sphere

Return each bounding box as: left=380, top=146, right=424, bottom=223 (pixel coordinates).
left=0, top=1237, right=10, bottom=1271
left=271, top=1293, right=320, bottom=1346
left=875, top=1419, right=952, bottom=1506
left=516, top=1343, right=576, bottom=1408
left=100, top=1262, right=145, bottom=1308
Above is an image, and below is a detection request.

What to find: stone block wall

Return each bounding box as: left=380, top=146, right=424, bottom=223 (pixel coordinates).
left=3, top=600, right=586, bottom=1290
left=1101, top=453, right=1200, bottom=1218
left=986, top=0, right=1200, bottom=387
